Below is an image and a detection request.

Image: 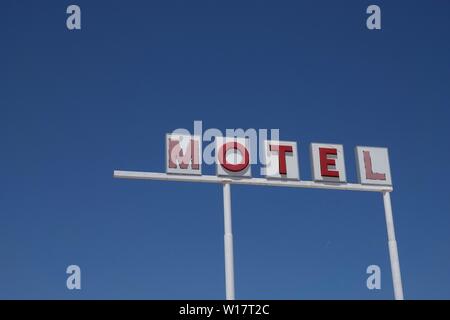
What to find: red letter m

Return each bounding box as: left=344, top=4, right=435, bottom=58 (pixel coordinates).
left=168, top=138, right=200, bottom=170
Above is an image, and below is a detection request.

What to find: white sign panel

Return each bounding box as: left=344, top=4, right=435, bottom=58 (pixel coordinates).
left=355, top=146, right=392, bottom=186
left=166, top=134, right=202, bottom=175
left=263, top=140, right=300, bottom=180
left=216, top=137, right=251, bottom=177
left=310, top=143, right=346, bottom=183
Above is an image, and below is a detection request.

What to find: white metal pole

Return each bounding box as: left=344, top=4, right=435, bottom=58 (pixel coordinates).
left=382, top=191, right=404, bottom=300
left=223, top=182, right=235, bottom=300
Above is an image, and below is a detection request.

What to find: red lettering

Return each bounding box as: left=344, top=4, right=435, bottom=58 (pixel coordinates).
left=218, top=142, right=250, bottom=172
left=168, top=138, right=199, bottom=170
left=319, top=147, right=339, bottom=177
left=269, top=144, right=293, bottom=175
left=363, top=151, right=386, bottom=180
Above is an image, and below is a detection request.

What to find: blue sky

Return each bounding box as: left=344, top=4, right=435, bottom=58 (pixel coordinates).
left=1, top=0, right=450, bottom=299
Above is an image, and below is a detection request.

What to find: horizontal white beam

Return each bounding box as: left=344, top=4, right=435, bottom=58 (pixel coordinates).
left=113, top=170, right=393, bottom=192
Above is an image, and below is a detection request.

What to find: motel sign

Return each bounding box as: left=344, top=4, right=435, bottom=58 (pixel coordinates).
left=114, top=133, right=403, bottom=300
left=165, top=134, right=392, bottom=186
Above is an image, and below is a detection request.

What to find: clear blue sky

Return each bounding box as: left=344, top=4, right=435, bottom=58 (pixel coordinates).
left=1, top=0, right=449, bottom=299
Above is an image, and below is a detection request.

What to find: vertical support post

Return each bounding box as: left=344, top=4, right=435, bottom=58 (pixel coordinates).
left=223, top=182, right=235, bottom=300
left=382, top=191, right=404, bottom=300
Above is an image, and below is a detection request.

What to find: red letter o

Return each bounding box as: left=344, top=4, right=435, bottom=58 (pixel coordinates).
left=218, top=142, right=250, bottom=172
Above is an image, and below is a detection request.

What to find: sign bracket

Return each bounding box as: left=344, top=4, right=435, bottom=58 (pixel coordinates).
left=113, top=170, right=403, bottom=300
